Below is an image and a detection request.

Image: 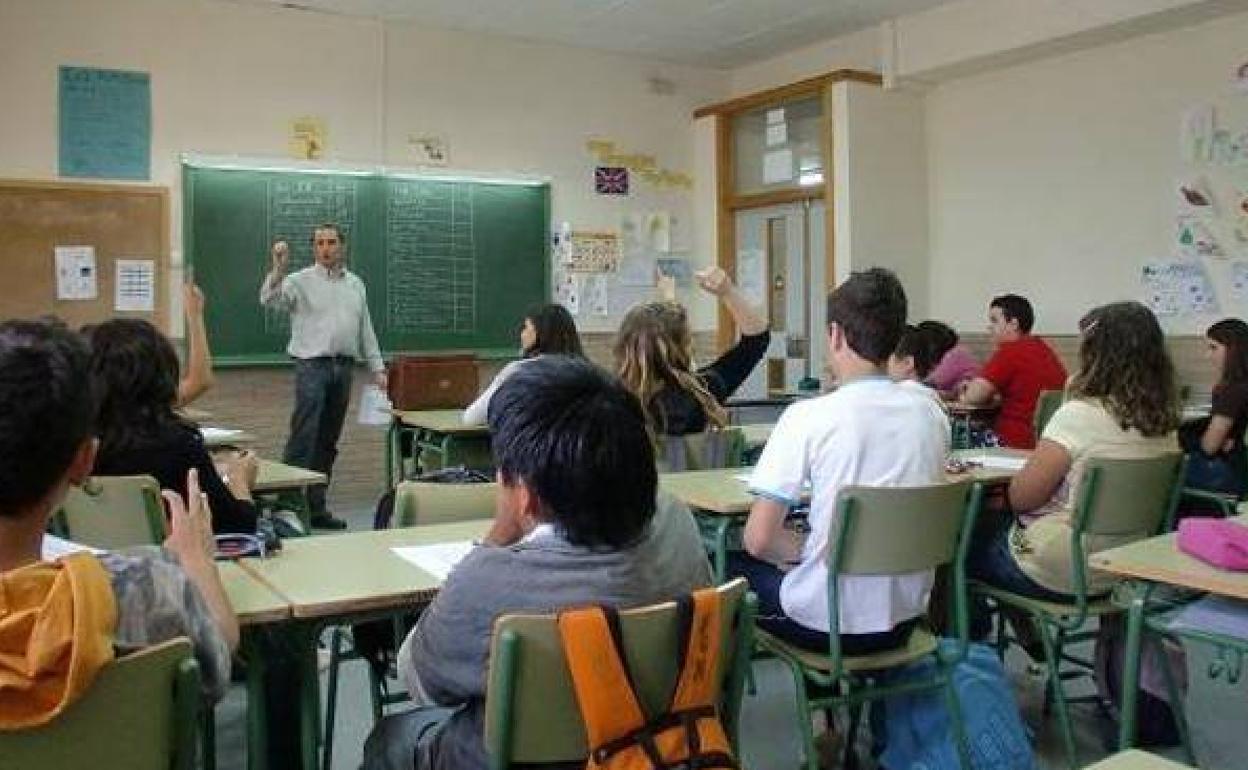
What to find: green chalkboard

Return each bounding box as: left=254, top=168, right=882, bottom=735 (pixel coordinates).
left=183, top=163, right=549, bottom=365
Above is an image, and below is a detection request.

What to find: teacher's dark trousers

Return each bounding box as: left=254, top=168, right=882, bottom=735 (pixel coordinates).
left=284, top=355, right=354, bottom=514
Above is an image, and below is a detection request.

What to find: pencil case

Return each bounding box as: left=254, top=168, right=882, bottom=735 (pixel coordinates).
left=1178, top=517, right=1248, bottom=571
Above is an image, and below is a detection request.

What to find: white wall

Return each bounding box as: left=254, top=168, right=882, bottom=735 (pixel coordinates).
left=832, top=81, right=930, bottom=317
left=926, top=9, right=1248, bottom=333
left=0, top=0, right=727, bottom=329
left=729, top=27, right=880, bottom=98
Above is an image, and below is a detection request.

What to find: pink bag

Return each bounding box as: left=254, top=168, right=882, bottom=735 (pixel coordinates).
left=1178, top=518, right=1248, bottom=571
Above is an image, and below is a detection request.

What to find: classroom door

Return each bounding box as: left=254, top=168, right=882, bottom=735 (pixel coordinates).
left=733, top=200, right=826, bottom=400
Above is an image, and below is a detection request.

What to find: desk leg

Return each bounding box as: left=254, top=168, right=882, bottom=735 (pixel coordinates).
left=296, top=623, right=322, bottom=770
left=1118, top=582, right=1149, bottom=751
left=242, top=630, right=269, bottom=770
left=385, top=420, right=397, bottom=489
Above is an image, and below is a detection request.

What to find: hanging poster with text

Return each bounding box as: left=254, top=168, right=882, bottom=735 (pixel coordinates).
left=1142, top=261, right=1218, bottom=316
left=59, top=66, right=151, bottom=180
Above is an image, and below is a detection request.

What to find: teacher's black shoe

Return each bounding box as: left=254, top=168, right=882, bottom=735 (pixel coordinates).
left=310, top=512, right=349, bottom=530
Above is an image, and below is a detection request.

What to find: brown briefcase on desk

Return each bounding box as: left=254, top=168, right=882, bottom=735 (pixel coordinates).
left=388, top=355, right=479, bottom=410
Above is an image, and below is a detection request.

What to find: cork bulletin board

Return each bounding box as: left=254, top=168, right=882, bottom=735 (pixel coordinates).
left=0, top=179, right=168, bottom=331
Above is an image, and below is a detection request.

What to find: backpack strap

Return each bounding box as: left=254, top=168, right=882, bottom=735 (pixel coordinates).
left=558, top=605, right=651, bottom=756
left=669, top=588, right=723, bottom=712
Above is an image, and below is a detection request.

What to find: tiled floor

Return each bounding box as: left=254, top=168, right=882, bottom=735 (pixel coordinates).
left=211, top=506, right=1186, bottom=769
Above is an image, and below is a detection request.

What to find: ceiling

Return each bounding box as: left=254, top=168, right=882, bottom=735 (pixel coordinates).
left=236, top=0, right=958, bottom=68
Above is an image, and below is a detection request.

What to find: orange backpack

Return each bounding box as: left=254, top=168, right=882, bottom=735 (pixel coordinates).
left=557, top=588, right=740, bottom=770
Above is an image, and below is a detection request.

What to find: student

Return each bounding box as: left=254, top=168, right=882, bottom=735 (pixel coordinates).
left=1181, top=318, right=1248, bottom=497
left=969, top=302, right=1179, bottom=601
left=614, top=266, right=768, bottom=436
left=917, top=319, right=979, bottom=395
left=0, top=319, right=235, bottom=724
left=960, top=294, right=1067, bottom=449
left=462, top=303, right=582, bottom=425
left=176, top=282, right=215, bottom=407
left=889, top=325, right=945, bottom=407
left=363, top=356, right=712, bottom=770
left=86, top=318, right=259, bottom=535
left=731, top=268, right=949, bottom=656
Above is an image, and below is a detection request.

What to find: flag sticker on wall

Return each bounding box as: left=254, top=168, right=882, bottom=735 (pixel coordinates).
left=595, top=166, right=629, bottom=195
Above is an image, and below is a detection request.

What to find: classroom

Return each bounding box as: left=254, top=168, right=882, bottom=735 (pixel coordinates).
left=3, top=1, right=1248, bottom=769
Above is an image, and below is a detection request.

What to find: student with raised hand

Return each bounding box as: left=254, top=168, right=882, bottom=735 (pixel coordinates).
left=917, top=319, right=979, bottom=395
left=614, top=265, right=768, bottom=436
left=1181, top=317, right=1248, bottom=496
left=86, top=318, right=259, bottom=535
left=959, top=294, right=1067, bottom=448
left=732, top=268, right=949, bottom=656
left=363, top=356, right=711, bottom=770
left=0, top=319, right=235, bottom=721
left=968, top=301, right=1179, bottom=601
left=176, top=282, right=215, bottom=407
left=462, top=303, right=582, bottom=425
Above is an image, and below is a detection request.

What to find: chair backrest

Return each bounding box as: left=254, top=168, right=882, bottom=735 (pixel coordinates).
left=1033, top=389, right=1065, bottom=437
left=1074, top=453, right=1186, bottom=538
left=831, top=480, right=976, bottom=576
left=393, top=480, right=497, bottom=528
left=655, top=427, right=745, bottom=472
left=483, top=578, right=754, bottom=768
left=0, top=638, right=200, bottom=770
left=60, top=475, right=167, bottom=549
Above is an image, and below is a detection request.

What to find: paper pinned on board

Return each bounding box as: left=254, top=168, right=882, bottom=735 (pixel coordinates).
left=391, top=541, right=476, bottom=581
left=763, top=149, right=793, bottom=184
left=587, top=274, right=609, bottom=317
left=54, top=245, right=97, bottom=300
left=115, top=259, right=155, bottom=311
left=766, top=123, right=787, bottom=147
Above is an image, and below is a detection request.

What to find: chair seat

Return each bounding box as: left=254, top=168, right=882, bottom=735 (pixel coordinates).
left=973, top=582, right=1118, bottom=619
left=756, top=626, right=938, bottom=674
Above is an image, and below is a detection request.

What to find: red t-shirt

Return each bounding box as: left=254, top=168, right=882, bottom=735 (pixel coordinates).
left=980, top=335, right=1067, bottom=449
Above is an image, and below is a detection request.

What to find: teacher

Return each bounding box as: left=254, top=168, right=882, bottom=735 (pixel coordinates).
left=260, top=222, right=386, bottom=530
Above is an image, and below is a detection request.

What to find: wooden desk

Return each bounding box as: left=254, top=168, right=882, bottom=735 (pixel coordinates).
left=739, top=423, right=774, bottom=451
left=240, top=519, right=487, bottom=620
left=386, top=409, right=492, bottom=487
left=253, top=459, right=326, bottom=495
left=1093, top=515, right=1248, bottom=754
left=219, top=560, right=290, bottom=625
left=661, top=451, right=1026, bottom=581
left=237, top=519, right=489, bottom=770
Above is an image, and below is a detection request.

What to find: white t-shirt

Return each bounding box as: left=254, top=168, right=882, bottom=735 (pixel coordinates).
left=462, top=358, right=528, bottom=425
left=749, top=376, right=950, bottom=635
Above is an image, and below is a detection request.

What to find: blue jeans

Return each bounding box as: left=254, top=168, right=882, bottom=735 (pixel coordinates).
left=725, top=552, right=916, bottom=655
left=967, top=513, right=1076, bottom=639
left=363, top=706, right=455, bottom=770
left=1185, top=452, right=1245, bottom=497
left=284, top=356, right=354, bottom=513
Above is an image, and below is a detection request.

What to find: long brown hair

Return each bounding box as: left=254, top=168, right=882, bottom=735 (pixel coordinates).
left=1067, top=301, right=1178, bottom=437
left=613, top=301, right=726, bottom=433
left=1207, top=318, right=1248, bottom=389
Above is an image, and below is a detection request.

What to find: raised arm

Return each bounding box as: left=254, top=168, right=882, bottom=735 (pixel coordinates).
left=696, top=266, right=767, bottom=336
left=259, top=240, right=295, bottom=311
left=176, top=283, right=215, bottom=406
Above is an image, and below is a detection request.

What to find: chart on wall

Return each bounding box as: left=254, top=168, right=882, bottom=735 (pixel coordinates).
left=184, top=162, right=548, bottom=363
left=1146, top=71, right=1248, bottom=323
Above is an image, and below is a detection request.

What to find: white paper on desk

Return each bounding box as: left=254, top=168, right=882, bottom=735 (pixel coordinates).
left=357, top=384, right=393, bottom=426
left=964, top=454, right=1028, bottom=471
left=42, top=534, right=104, bottom=560
left=392, top=540, right=476, bottom=581
left=200, top=426, right=243, bottom=441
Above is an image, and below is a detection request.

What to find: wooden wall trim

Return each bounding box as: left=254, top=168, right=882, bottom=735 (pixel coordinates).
left=694, top=69, right=882, bottom=119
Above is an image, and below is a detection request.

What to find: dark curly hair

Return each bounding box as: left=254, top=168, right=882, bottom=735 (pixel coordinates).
left=1068, top=301, right=1178, bottom=437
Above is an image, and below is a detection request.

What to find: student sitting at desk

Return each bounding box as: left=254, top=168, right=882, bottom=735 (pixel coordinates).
left=889, top=324, right=943, bottom=405
left=959, top=293, right=1067, bottom=449
left=614, top=266, right=768, bottom=436
left=85, top=319, right=259, bottom=535
left=732, top=268, right=948, bottom=657
left=918, top=319, right=979, bottom=395
left=968, top=302, right=1179, bottom=604
left=462, top=303, right=582, bottom=425
left=0, top=319, right=236, bottom=722
left=363, top=356, right=711, bottom=770
left=1181, top=318, right=1248, bottom=498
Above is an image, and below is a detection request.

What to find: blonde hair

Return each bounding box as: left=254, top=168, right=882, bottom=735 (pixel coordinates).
left=613, top=301, right=726, bottom=433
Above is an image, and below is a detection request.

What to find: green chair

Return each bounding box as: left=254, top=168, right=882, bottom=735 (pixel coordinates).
left=1034, top=389, right=1065, bottom=438
left=59, top=475, right=167, bottom=549
left=972, top=453, right=1186, bottom=770
left=656, top=427, right=746, bottom=473
left=483, top=578, right=756, bottom=769
left=322, top=480, right=496, bottom=770
left=756, top=480, right=984, bottom=770
left=0, top=638, right=200, bottom=770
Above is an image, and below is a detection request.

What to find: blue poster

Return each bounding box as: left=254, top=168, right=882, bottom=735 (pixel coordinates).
left=58, top=66, right=151, bottom=180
